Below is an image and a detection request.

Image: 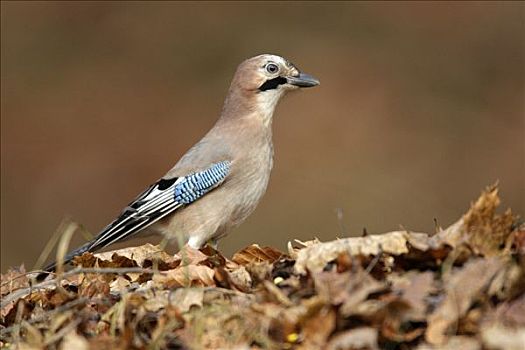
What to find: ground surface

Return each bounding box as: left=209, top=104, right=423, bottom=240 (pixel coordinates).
left=1, top=186, right=524, bottom=349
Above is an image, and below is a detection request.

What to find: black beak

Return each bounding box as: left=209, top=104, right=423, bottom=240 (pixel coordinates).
left=287, top=72, right=320, bottom=88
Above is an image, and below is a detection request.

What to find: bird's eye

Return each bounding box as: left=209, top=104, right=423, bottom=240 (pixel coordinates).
left=265, top=63, right=279, bottom=74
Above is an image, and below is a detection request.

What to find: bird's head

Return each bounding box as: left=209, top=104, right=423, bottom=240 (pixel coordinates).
left=225, top=54, right=319, bottom=123
left=238, top=54, right=319, bottom=91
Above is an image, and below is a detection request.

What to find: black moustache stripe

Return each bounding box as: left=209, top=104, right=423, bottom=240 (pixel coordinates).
left=258, top=76, right=287, bottom=91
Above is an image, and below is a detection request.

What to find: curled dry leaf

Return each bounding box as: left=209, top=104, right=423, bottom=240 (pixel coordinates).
left=287, top=239, right=322, bottom=259
left=74, top=251, right=140, bottom=270
left=95, top=243, right=180, bottom=268
left=232, top=244, right=285, bottom=265
left=429, top=186, right=516, bottom=256
left=71, top=252, right=98, bottom=268
left=215, top=265, right=252, bottom=292
left=294, top=231, right=423, bottom=274
left=198, top=245, right=228, bottom=268
left=462, top=187, right=515, bottom=256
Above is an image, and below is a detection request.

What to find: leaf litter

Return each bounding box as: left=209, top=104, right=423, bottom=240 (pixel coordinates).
left=1, top=185, right=524, bottom=349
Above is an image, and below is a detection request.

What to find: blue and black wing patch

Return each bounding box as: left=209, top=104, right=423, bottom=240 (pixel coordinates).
left=174, top=161, right=230, bottom=204
left=44, top=161, right=231, bottom=271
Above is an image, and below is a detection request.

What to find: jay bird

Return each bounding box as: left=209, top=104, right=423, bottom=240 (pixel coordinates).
left=43, top=54, right=319, bottom=273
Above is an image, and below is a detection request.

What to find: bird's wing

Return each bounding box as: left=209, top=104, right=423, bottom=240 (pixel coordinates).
left=65, top=161, right=231, bottom=260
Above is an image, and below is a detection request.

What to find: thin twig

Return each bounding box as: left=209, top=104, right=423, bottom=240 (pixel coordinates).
left=335, top=207, right=347, bottom=237
left=364, top=244, right=383, bottom=275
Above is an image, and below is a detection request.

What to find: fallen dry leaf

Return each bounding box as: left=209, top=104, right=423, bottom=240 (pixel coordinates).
left=59, top=330, right=89, bottom=350
left=426, top=257, right=505, bottom=345
left=175, top=245, right=210, bottom=266
left=325, top=327, right=379, bottom=350
left=109, top=275, right=131, bottom=294
left=294, top=231, right=433, bottom=274
left=429, top=186, right=516, bottom=257
left=490, top=293, right=525, bottom=327
left=417, top=336, right=481, bottom=350
left=79, top=274, right=110, bottom=298
left=390, top=271, right=436, bottom=321
left=95, top=243, right=180, bottom=268
left=381, top=299, right=426, bottom=342
left=215, top=265, right=253, bottom=292
left=232, top=244, right=285, bottom=265
left=170, top=288, right=204, bottom=313
left=462, top=187, right=515, bottom=256
left=297, top=306, right=336, bottom=350
left=1, top=185, right=523, bottom=350
left=153, top=265, right=215, bottom=288
left=1, top=265, right=29, bottom=297
left=481, top=323, right=525, bottom=350
left=513, top=227, right=525, bottom=255
left=313, top=269, right=386, bottom=315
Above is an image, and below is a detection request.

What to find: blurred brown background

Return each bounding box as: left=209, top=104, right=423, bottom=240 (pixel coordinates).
left=1, top=2, right=524, bottom=272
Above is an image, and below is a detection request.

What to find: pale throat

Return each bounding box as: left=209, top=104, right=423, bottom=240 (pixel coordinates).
left=256, top=89, right=286, bottom=126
